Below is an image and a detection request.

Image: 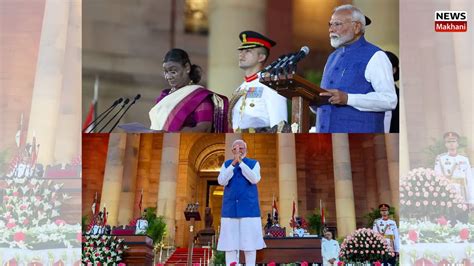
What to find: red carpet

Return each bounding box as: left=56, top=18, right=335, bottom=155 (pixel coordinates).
left=164, top=247, right=212, bottom=265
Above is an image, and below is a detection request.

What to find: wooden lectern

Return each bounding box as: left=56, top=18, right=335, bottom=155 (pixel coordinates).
left=184, top=203, right=201, bottom=266
left=261, top=74, right=329, bottom=133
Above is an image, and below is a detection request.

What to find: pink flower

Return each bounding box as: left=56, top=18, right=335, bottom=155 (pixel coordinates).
left=55, top=219, right=66, bottom=226
left=20, top=205, right=27, bottom=210
left=3, top=196, right=8, bottom=201
left=437, top=216, right=448, bottom=225
left=13, top=191, right=19, bottom=197
left=13, top=232, right=25, bottom=242
left=374, top=261, right=382, bottom=266
left=23, top=219, right=29, bottom=225
left=6, top=222, right=16, bottom=229
left=460, top=228, right=470, bottom=240
left=408, top=230, right=418, bottom=242
left=423, top=200, right=428, bottom=206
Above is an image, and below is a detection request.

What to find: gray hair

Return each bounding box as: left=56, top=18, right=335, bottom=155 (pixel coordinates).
left=232, top=139, right=247, bottom=156
left=334, top=4, right=366, bottom=33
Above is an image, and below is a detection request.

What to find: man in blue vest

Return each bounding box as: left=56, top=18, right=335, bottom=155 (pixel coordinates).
left=312, top=4, right=397, bottom=133
left=217, top=139, right=265, bottom=266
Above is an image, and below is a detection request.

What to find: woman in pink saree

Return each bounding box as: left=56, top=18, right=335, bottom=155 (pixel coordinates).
left=149, top=49, right=228, bottom=132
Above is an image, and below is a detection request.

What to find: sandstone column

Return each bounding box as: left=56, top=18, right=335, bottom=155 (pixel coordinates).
left=208, top=0, right=267, bottom=97
left=374, top=135, right=392, bottom=205
left=27, top=0, right=70, bottom=165
left=385, top=134, right=399, bottom=216
left=100, top=133, right=127, bottom=226
left=332, top=134, right=356, bottom=237
left=278, top=134, right=298, bottom=235
left=157, top=133, right=181, bottom=241
left=117, top=134, right=140, bottom=225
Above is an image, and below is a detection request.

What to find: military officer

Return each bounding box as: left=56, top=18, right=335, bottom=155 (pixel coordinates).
left=372, top=204, right=399, bottom=265
left=434, top=132, right=473, bottom=204
left=230, top=30, right=288, bottom=133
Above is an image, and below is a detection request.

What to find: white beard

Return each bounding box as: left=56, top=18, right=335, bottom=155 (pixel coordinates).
left=330, top=32, right=355, bottom=48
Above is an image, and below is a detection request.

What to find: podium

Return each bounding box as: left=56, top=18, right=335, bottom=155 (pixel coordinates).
left=261, top=74, right=329, bottom=133
left=184, top=203, right=201, bottom=266
left=120, top=235, right=154, bottom=266
left=239, top=237, right=322, bottom=264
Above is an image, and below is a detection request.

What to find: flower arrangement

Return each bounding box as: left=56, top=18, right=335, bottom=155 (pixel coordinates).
left=400, top=219, right=474, bottom=244
left=400, top=168, right=468, bottom=222
left=339, top=228, right=394, bottom=263
left=82, top=235, right=128, bottom=265
left=0, top=175, right=77, bottom=248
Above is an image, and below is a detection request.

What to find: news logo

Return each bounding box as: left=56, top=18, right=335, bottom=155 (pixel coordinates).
left=435, top=11, right=467, bottom=32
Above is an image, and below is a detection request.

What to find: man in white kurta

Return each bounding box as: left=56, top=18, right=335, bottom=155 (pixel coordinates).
left=322, top=231, right=340, bottom=266
left=434, top=131, right=473, bottom=204
left=217, top=140, right=265, bottom=266
left=230, top=30, right=288, bottom=132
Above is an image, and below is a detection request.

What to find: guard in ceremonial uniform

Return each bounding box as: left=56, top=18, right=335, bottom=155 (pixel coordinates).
left=434, top=131, right=473, bottom=204
left=372, top=204, right=399, bottom=266
left=230, top=30, right=288, bottom=132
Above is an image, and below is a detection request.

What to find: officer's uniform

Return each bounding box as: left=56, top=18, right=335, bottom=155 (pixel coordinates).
left=373, top=204, right=399, bottom=266
left=230, top=31, right=288, bottom=132
left=434, top=132, right=473, bottom=204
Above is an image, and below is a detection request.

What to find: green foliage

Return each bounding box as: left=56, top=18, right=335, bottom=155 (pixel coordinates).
left=144, top=207, right=167, bottom=245
left=304, top=69, right=323, bottom=86
left=0, top=148, right=11, bottom=174
left=213, top=250, right=225, bottom=265
left=82, top=215, right=89, bottom=234
left=423, top=135, right=468, bottom=168
left=364, top=207, right=396, bottom=228
left=307, top=209, right=323, bottom=235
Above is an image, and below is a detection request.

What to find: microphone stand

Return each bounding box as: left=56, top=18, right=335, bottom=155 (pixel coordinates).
left=108, top=97, right=141, bottom=133
left=84, top=98, right=123, bottom=133
left=97, top=99, right=130, bottom=133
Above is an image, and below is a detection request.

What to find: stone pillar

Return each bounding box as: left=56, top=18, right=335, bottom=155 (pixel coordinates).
left=225, top=133, right=242, bottom=160
left=385, top=134, right=399, bottom=216
left=450, top=0, right=474, bottom=160
left=53, top=0, right=82, bottom=164
left=374, top=135, right=391, bottom=205
left=362, top=139, right=378, bottom=211
left=157, top=133, right=180, bottom=242
left=352, top=0, right=399, bottom=53
left=332, top=134, right=356, bottom=237
left=208, top=0, right=267, bottom=97
left=399, top=80, right=410, bottom=176
left=135, top=134, right=153, bottom=218
left=27, top=0, right=70, bottom=165
left=100, top=133, right=127, bottom=226
left=117, top=134, right=140, bottom=225
left=278, top=134, right=298, bottom=236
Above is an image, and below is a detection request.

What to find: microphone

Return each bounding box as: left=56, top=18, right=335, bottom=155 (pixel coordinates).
left=287, top=46, right=310, bottom=74
left=270, top=53, right=295, bottom=77
left=108, top=94, right=142, bottom=133
left=98, top=98, right=130, bottom=133
left=261, top=55, right=286, bottom=75
left=289, top=46, right=310, bottom=65
left=84, top=97, right=123, bottom=133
